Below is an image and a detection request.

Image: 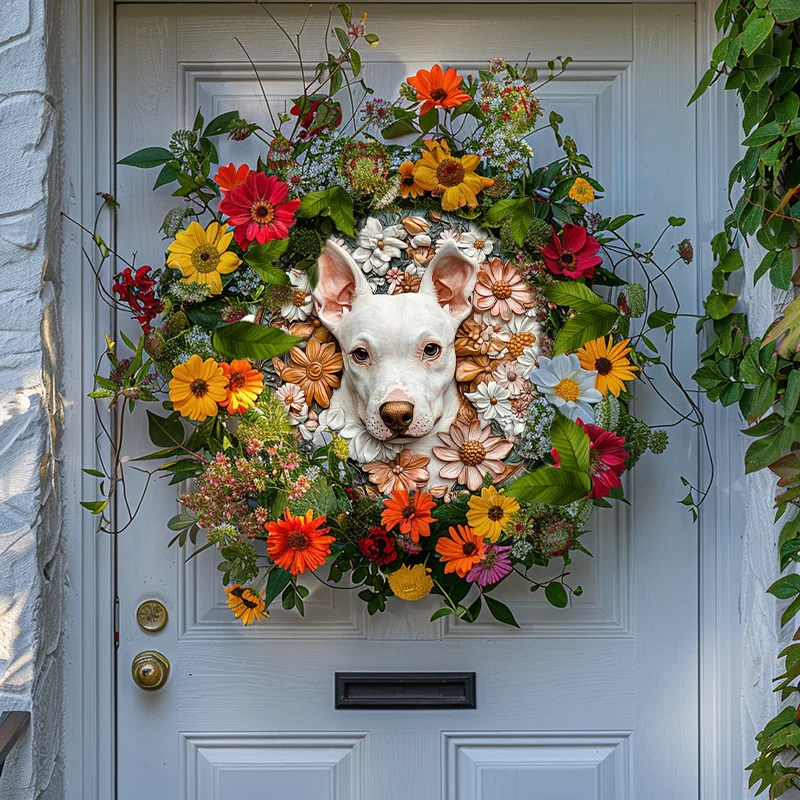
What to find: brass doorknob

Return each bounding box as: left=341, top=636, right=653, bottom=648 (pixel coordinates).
left=131, top=650, right=170, bottom=690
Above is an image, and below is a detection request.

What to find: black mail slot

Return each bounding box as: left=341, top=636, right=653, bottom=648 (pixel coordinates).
left=334, top=672, right=476, bottom=709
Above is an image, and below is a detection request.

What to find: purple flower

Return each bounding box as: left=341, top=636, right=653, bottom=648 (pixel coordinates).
left=466, top=545, right=513, bottom=587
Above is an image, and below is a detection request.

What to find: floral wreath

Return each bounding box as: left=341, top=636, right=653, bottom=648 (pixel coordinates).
left=81, top=6, right=703, bottom=627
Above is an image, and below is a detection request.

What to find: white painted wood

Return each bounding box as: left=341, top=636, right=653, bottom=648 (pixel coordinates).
left=104, top=4, right=733, bottom=799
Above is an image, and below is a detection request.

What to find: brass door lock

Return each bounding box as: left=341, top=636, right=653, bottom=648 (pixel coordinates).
left=131, top=651, right=170, bottom=691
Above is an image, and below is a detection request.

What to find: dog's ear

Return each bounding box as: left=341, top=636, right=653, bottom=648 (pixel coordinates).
left=313, top=239, right=372, bottom=328
left=419, top=240, right=479, bottom=324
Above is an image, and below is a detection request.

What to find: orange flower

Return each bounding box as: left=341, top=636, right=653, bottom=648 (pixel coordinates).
left=213, top=162, right=250, bottom=193
left=398, top=161, right=425, bottom=199
left=219, top=359, right=264, bottom=414
left=281, top=338, right=343, bottom=408
left=456, top=354, right=504, bottom=392
left=265, top=508, right=334, bottom=576
left=381, top=489, right=436, bottom=542
left=435, top=525, right=487, bottom=578
left=225, top=584, right=267, bottom=625
left=408, top=65, right=471, bottom=115
left=364, top=450, right=431, bottom=495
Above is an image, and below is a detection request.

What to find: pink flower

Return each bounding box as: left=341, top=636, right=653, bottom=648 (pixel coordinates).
left=466, top=545, right=513, bottom=586
left=473, top=258, right=532, bottom=321
left=363, top=450, right=431, bottom=495
left=218, top=172, right=300, bottom=250
left=433, top=419, right=513, bottom=491
left=576, top=420, right=628, bottom=499
left=539, top=224, right=602, bottom=280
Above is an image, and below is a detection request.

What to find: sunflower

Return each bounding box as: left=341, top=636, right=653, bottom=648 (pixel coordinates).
left=407, top=65, right=471, bottom=115
left=576, top=336, right=639, bottom=397
left=413, top=139, right=494, bottom=212
left=381, top=489, right=436, bottom=543
left=166, top=221, right=241, bottom=295
left=169, top=354, right=228, bottom=421
left=435, top=525, right=487, bottom=578
left=281, top=339, right=343, bottom=408
left=387, top=564, right=434, bottom=601
left=219, top=359, right=264, bottom=414
left=265, top=508, right=334, bottom=576
left=568, top=177, right=595, bottom=204
left=398, top=160, right=425, bottom=199
left=225, top=584, right=267, bottom=626
left=466, top=486, right=519, bottom=542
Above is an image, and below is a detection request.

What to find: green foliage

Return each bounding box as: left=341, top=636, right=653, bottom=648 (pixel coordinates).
left=211, top=321, right=301, bottom=360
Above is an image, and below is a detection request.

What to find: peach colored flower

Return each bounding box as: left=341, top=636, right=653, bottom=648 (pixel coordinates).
left=433, top=419, right=514, bottom=491
left=456, top=353, right=508, bottom=392
left=389, top=273, right=421, bottom=294
left=454, top=317, right=507, bottom=357
left=363, top=450, right=431, bottom=495
left=281, top=338, right=343, bottom=408
left=473, top=258, right=533, bottom=321
left=288, top=316, right=333, bottom=343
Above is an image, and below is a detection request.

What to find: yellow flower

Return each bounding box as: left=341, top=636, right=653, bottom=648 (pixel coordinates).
left=413, top=139, right=494, bottom=211
left=226, top=584, right=267, bottom=625
left=387, top=564, right=433, bottom=601
left=466, top=486, right=519, bottom=542
left=220, top=359, right=264, bottom=415
left=169, top=354, right=228, bottom=421
left=576, top=336, right=639, bottom=397
left=568, top=177, right=595, bottom=205
left=167, top=221, right=241, bottom=295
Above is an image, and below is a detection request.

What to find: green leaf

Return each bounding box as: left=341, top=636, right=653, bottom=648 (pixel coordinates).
left=297, top=189, right=330, bottom=218
left=542, top=281, right=605, bottom=312
left=118, top=146, right=174, bottom=169
left=327, top=185, right=356, bottom=237
left=605, top=214, right=639, bottom=231
left=742, top=120, right=783, bottom=147
left=430, top=607, right=453, bottom=622
left=251, top=264, right=290, bottom=285
left=483, top=595, right=520, bottom=627
left=506, top=464, right=591, bottom=505
left=688, top=67, right=717, bottom=105
left=264, top=567, right=293, bottom=607
left=212, top=322, right=301, bottom=361
left=337, top=3, right=352, bottom=25
left=381, top=119, right=418, bottom=139
left=785, top=370, right=800, bottom=417
left=82, top=468, right=106, bottom=478
left=510, top=198, right=535, bottom=246
left=706, top=290, right=738, bottom=320
left=203, top=110, right=240, bottom=137
left=153, top=162, right=180, bottom=190
left=770, top=249, right=794, bottom=290
left=483, top=198, right=520, bottom=225
left=80, top=499, right=108, bottom=515
left=544, top=583, right=569, bottom=608
left=245, top=239, right=290, bottom=268
left=334, top=26, right=350, bottom=51
left=553, top=307, right=620, bottom=355
left=769, top=573, right=800, bottom=599
left=648, top=310, right=677, bottom=329
left=364, top=32, right=379, bottom=47
left=770, top=0, right=800, bottom=23
left=419, top=108, right=438, bottom=133
left=742, top=10, right=775, bottom=56
left=146, top=410, right=185, bottom=448
left=719, top=248, right=744, bottom=272
left=549, top=415, right=590, bottom=473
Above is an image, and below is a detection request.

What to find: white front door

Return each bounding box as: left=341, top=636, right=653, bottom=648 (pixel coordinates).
left=114, top=4, right=699, bottom=798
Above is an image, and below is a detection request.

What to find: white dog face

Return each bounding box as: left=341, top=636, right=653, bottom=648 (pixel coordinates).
left=313, top=239, right=479, bottom=443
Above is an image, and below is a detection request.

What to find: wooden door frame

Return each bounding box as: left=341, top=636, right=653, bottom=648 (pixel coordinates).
left=60, top=1, right=744, bottom=798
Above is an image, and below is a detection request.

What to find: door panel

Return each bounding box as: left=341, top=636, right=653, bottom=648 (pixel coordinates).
left=115, top=5, right=697, bottom=798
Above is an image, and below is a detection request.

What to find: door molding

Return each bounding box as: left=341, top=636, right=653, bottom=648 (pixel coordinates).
left=61, top=2, right=742, bottom=798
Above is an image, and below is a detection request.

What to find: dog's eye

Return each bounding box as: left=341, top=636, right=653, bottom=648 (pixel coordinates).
left=423, top=343, right=442, bottom=359
left=351, top=347, right=370, bottom=364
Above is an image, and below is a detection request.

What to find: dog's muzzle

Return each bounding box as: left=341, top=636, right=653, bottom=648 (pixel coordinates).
left=379, top=401, right=415, bottom=436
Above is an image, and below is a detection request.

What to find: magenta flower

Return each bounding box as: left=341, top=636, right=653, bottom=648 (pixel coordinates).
left=466, top=545, right=513, bottom=587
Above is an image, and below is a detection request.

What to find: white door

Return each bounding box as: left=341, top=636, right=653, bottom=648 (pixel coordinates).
left=114, top=4, right=698, bottom=798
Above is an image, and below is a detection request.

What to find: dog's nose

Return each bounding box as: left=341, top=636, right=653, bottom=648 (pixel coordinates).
left=380, top=401, right=415, bottom=435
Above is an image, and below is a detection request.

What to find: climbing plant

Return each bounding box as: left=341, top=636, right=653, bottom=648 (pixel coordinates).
left=691, top=0, right=800, bottom=794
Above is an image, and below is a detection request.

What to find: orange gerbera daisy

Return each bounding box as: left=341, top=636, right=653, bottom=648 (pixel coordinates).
left=381, top=489, right=436, bottom=543
left=408, top=65, right=471, bottom=115
left=435, top=525, right=487, bottom=578
left=213, top=162, right=250, bottom=193
left=265, top=508, right=334, bottom=576
left=281, top=338, right=344, bottom=408
left=219, top=359, right=264, bottom=414
left=576, top=336, right=639, bottom=397
left=398, top=161, right=425, bottom=199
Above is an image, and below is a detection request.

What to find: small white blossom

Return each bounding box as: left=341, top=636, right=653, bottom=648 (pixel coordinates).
left=352, top=217, right=407, bottom=276
left=279, top=269, right=313, bottom=322
left=276, top=383, right=308, bottom=425
left=465, top=381, right=513, bottom=424
left=458, top=225, right=494, bottom=261
left=528, top=353, right=602, bottom=423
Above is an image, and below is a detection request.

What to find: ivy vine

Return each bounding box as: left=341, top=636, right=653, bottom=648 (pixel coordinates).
left=692, top=0, right=800, bottom=794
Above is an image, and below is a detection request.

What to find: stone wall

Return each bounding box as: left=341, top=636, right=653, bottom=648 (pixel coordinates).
left=0, top=0, right=64, bottom=797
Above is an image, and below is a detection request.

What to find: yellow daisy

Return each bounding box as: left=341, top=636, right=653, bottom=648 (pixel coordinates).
left=387, top=564, right=433, bottom=601
left=166, top=220, right=241, bottom=295
left=568, top=177, right=595, bottom=204
left=169, top=354, right=228, bottom=421
left=225, top=584, right=267, bottom=625
left=412, top=139, right=494, bottom=211
left=576, top=336, right=639, bottom=397
left=466, top=486, right=519, bottom=542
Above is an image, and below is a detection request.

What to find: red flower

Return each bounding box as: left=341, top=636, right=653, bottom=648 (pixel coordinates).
left=213, top=163, right=250, bottom=194
left=112, top=265, right=163, bottom=333
left=218, top=172, right=300, bottom=250
left=358, top=526, right=398, bottom=566
left=539, top=224, right=602, bottom=280
left=290, top=98, right=343, bottom=140
left=577, top=420, right=629, bottom=499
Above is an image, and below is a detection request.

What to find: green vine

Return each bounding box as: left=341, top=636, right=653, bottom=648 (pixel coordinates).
left=692, top=0, right=800, bottom=794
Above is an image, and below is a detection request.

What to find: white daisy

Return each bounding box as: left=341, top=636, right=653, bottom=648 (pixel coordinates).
left=352, top=217, right=407, bottom=276
left=465, top=381, right=513, bottom=424
left=458, top=225, right=494, bottom=261
left=339, top=417, right=403, bottom=463
left=517, top=345, right=540, bottom=379
left=528, top=353, right=602, bottom=423
left=495, top=314, right=543, bottom=360
left=436, top=229, right=460, bottom=249
left=279, top=269, right=313, bottom=322
left=493, top=360, right=529, bottom=397
left=275, top=383, right=308, bottom=425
